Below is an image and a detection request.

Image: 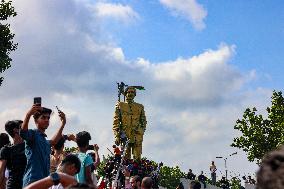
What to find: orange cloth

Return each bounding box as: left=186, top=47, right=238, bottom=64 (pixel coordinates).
left=114, top=147, right=121, bottom=155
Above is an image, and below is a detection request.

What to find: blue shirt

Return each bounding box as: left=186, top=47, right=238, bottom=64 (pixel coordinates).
left=75, top=152, right=93, bottom=183
left=20, top=129, right=51, bottom=187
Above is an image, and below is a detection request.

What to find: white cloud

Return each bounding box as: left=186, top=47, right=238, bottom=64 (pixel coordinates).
left=160, top=0, right=207, bottom=30
left=152, top=45, right=235, bottom=81
left=85, top=35, right=126, bottom=63
left=92, top=2, right=139, bottom=23
left=135, top=44, right=243, bottom=106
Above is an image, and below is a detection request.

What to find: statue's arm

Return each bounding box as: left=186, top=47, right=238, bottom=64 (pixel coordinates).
left=140, top=105, right=147, bottom=132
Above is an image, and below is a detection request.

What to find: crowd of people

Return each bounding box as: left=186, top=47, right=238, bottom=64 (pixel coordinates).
left=185, top=165, right=256, bottom=189
left=102, top=154, right=163, bottom=189
left=1, top=102, right=284, bottom=189
left=184, top=144, right=284, bottom=189
left=0, top=103, right=157, bottom=189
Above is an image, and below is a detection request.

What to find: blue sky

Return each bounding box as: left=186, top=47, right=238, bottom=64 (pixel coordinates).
left=106, top=0, right=284, bottom=88
left=0, top=0, right=283, bottom=180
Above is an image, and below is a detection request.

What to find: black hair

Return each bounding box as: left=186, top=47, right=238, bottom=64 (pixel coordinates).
left=33, top=107, right=52, bottom=120
left=0, top=133, right=10, bottom=148
left=141, top=177, right=153, bottom=189
left=132, top=175, right=142, bottom=183
left=54, top=136, right=66, bottom=150
left=5, top=120, right=23, bottom=137
left=76, top=131, right=91, bottom=148
left=256, top=145, right=284, bottom=189
left=176, top=182, right=184, bottom=189
left=61, top=154, right=81, bottom=174
left=189, top=181, right=201, bottom=189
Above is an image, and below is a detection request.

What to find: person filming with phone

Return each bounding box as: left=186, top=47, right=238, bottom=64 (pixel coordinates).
left=20, top=97, right=67, bottom=187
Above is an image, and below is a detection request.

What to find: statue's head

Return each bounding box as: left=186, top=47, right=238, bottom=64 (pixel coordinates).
left=125, top=86, right=136, bottom=101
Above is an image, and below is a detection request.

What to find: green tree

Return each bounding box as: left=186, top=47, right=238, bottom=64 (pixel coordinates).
left=232, top=91, right=284, bottom=164
left=159, top=165, right=186, bottom=189
left=0, top=0, right=17, bottom=86
left=64, top=146, right=78, bottom=154
left=229, top=177, right=242, bottom=189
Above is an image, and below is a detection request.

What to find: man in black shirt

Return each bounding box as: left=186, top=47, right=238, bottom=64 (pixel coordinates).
left=0, top=132, right=10, bottom=189
left=187, top=169, right=196, bottom=180
left=197, top=171, right=207, bottom=188
left=0, top=120, right=27, bottom=189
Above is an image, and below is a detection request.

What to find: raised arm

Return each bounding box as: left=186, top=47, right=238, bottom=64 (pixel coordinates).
left=93, top=144, right=100, bottom=169
left=50, top=111, right=66, bottom=146
left=22, top=104, right=42, bottom=131
left=66, top=134, right=76, bottom=142
left=24, top=173, right=77, bottom=189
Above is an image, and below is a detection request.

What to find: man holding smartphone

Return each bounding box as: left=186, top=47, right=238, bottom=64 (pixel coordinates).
left=20, top=99, right=67, bottom=187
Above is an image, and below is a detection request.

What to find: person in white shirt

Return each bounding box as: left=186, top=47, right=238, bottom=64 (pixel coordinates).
left=210, top=161, right=217, bottom=185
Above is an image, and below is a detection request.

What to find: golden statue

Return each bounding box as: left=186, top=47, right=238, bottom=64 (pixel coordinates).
left=113, top=84, right=147, bottom=160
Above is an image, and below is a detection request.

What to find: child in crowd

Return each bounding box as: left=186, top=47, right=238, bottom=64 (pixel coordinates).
left=50, top=134, right=76, bottom=173
left=75, top=131, right=94, bottom=185
left=87, top=144, right=100, bottom=186
left=24, top=154, right=81, bottom=189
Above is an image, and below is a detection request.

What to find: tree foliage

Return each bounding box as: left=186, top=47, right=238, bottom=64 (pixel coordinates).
left=228, top=177, right=243, bottom=189
left=0, top=0, right=17, bottom=86
left=232, top=91, right=284, bottom=164
left=159, top=165, right=186, bottom=189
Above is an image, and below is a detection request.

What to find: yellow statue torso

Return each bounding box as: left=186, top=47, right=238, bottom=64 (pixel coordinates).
left=113, top=101, right=147, bottom=144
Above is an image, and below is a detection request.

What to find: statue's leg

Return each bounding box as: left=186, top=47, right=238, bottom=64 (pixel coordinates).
left=133, top=143, right=142, bottom=160
left=125, top=144, right=131, bottom=159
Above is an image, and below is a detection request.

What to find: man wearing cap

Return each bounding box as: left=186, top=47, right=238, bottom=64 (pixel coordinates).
left=21, top=104, right=67, bottom=187
left=113, top=86, right=147, bottom=159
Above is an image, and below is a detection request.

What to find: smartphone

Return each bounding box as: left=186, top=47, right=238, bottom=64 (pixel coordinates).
left=87, top=145, right=95, bottom=151
left=33, top=97, right=41, bottom=105
left=56, top=106, right=64, bottom=114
